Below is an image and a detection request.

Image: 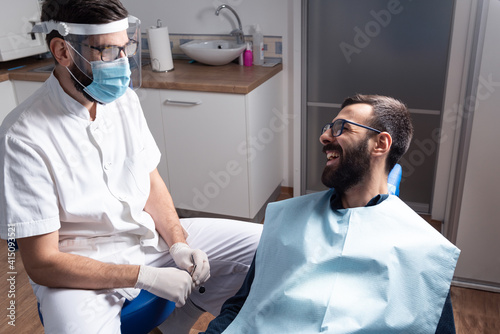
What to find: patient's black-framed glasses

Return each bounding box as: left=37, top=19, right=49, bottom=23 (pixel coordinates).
left=322, top=119, right=382, bottom=137
left=79, top=39, right=138, bottom=62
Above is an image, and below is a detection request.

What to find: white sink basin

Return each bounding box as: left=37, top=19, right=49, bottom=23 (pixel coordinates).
left=180, top=40, right=246, bottom=66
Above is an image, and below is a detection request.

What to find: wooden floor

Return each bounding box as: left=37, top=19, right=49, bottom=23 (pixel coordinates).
left=2, top=187, right=499, bottom=333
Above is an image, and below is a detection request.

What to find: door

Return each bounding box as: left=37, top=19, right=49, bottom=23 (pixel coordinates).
left=303, top=0, right=455, bottom=213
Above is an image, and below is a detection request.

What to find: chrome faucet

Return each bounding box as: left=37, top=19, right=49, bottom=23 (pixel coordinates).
left=215, top=4, right=245, bottom=45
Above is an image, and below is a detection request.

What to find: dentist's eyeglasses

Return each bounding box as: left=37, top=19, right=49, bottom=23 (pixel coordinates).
left=322, top=119, right=382, bottom=137
left=80, top=39, right=138, bottom=62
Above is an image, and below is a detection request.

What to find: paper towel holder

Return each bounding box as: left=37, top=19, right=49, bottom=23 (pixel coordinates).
left=148, top=19, right=175, bottom=72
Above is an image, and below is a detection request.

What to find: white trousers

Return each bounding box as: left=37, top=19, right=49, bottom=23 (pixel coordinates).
left=33, top=218, right=262, bottom=334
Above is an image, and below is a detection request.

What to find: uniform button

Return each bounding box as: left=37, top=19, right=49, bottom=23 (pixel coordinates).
left=104, top=162, right=112, bottom=170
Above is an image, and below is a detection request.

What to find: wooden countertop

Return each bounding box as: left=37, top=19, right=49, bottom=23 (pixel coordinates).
left=141, top=60, right=282, bottom=94
left=1, top=57, right=282, bottom=94
left=0, top=58, right=53, bottom=83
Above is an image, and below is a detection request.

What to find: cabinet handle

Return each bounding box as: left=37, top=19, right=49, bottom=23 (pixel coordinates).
left=164, top=99, right=202, bottom=106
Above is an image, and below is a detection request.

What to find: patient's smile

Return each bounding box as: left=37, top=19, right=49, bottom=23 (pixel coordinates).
left=326, top=151, right=340, bottom=165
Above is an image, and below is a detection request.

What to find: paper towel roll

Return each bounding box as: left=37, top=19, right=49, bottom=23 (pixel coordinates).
left=147, top=25, right=174, bottom=72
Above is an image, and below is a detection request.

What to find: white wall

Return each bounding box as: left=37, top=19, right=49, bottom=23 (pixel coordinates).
left=121, top=0, right=288, bottom=36
left=121, top=0, right=296, bottom=187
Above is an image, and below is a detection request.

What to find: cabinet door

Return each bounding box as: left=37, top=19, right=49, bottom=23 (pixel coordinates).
left=160, top=90, right=250, bottom=217
left=0, top=81, right=17, bottom=122
left=12, top=80, right=44, bottom=105
left=137, top=88, right=170, bottom=189
left=246, top=74, right=283, bottom=217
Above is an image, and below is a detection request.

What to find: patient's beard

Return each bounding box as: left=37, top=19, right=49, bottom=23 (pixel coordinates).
left=321, top=137, right=371, bottom=193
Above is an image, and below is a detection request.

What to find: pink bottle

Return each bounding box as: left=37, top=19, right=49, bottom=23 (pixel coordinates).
left=244, top=42, right=253, bottom=66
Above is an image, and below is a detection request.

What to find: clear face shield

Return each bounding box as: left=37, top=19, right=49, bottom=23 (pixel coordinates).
left=32, top=16, right=142, bottom=93
left=126, top=16, right=141, bottom=90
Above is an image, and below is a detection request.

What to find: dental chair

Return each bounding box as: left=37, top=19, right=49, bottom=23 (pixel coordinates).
left=387, top=163, right=402, bottom=196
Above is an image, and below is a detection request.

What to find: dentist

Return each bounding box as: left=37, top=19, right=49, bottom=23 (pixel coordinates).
left=0, top=0, right=261, bottom=333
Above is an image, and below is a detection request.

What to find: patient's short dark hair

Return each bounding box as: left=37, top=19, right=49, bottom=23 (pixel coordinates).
left=341, top=94, right=413, bottom=172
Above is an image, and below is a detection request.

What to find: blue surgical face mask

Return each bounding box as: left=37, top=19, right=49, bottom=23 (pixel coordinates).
left=84, top=57, right=131, bottom=104
left=66, top=42, right=132, bottom=104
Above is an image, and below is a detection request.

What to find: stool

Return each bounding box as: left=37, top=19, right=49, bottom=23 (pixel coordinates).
left=38, top=289, right=175, bottom=334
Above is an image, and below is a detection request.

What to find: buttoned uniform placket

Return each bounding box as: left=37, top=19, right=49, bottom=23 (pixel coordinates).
left=85, top=103, right=157, bottom=240
left=88, top=110, right=125, bottom=203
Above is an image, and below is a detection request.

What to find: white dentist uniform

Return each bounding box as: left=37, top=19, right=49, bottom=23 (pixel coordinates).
left=0, top=74, right=262, bottom=333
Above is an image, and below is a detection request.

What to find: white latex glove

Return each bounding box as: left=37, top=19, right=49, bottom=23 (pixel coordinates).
left=169, top=242, right=210, bottom=285
left=135, top=265, right=194, bottom=307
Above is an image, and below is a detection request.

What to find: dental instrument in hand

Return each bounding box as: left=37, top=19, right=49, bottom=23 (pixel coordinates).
left=191, top=254, right=206, bottom=294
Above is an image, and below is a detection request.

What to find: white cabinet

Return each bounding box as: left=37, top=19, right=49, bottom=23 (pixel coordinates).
left=160, top=89, right=251, bottom=218
left=135, top=89, right=171, bottom=190
left=139, top=73, right=283, bottom=221
left=1, top=80, right=44, bottom=122
left=12, top=80, right=44, bottom=105
left=0, top=80, right=17, bottom=122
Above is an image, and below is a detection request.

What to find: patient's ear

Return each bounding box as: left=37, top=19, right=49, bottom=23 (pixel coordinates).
left=373, top=132, right=392, bottom=156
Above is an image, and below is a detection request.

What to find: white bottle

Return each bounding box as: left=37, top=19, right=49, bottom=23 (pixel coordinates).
left=252, top=24, right=264, bottom=65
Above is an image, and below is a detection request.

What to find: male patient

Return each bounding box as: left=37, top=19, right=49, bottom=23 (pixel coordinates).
left=202, top=94, right=460, bottom=333
left=0, top=0, right=261, bottom=333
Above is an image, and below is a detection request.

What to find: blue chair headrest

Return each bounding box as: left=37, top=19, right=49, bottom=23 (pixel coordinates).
left=387, top=163, right=402, bottom=196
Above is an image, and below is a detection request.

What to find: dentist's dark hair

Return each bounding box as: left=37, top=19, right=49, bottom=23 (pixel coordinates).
left=341, top=94, right=413, bottom=173
left=41, top=0, right=128, bottom=54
